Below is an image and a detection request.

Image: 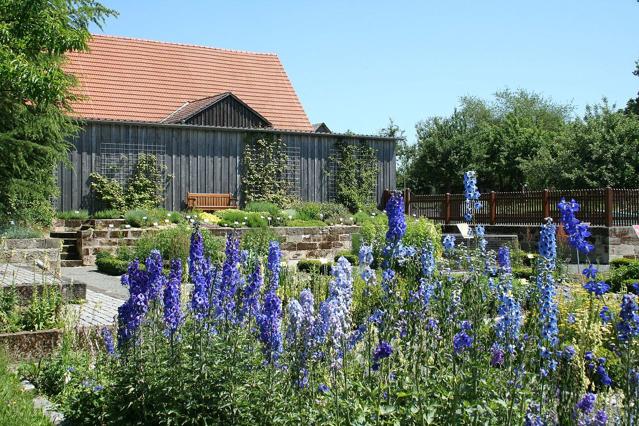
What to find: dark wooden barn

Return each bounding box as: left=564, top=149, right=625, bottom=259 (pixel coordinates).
left=58, top=35, right=396, bottom=211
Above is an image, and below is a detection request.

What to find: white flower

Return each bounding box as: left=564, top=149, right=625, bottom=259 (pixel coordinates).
left=9, top=220, right=14, bottom=225
left=260, top=215, right=265, bottom=219
left=189, top=218, right=195, bottom=223
left=371, top=213, right=376, bottom=217
left=74, top=210, right=80, bottom=214
left=244, top=216, right=248, bottom=220
left=268, top=217, right=272, bottom=221
left=242, top=222, right=246, bottom=226
left=234, top=221, right=239, bottom=225
left=186, top=215, right=191, bottom=219
left=339, top=217, right=343, bottom=222
left=319, top=213, right=324, bottom=218
left=167, top=213, right=171, bottom=217
left=204, top=218, right=209, bottom=223
left=288, top=215, right=292, bottom=220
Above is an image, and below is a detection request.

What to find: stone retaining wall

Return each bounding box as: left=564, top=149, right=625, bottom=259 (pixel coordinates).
left=78, top=221, right=360, bottom=265
left=608, top=227, right=639, bottom=260
left=0, top=329, right=62, bottom=360
left=208, top=225, right=360, bottom=262
left=0, top=238, right=62, bottom=275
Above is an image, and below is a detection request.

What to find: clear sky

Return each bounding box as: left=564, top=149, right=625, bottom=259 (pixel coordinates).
left=91, top=0, right=639, bottom=142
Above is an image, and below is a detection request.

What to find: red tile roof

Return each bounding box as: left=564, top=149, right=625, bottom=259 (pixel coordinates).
left=64, top=34, right=313, bottom=131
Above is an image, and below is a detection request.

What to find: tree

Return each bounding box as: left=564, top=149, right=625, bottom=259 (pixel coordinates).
left=625, top=61, right=639, bottom=116
left=378, top=118, right=414, bottom=189
left=407, top=90, right=571, bottom=193
left=0, top=0, right=115, bottom=225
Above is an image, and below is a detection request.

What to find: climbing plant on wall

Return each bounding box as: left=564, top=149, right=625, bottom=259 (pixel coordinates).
left=241, top=134, right=290, bottom=206
left=330, top=140, right=378, bottom=212
left=89, top=154, right=171, bottom=211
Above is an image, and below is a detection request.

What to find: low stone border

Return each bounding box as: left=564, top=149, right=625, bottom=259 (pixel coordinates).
left=0, top=238, right=62, bottom=275
left=0, top=328, right=62, bottom=360
left=13, top=281, right=86, bottom=305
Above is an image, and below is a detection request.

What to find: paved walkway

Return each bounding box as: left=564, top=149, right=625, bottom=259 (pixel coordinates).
left=0, top=263, right=61, bottom=286
left=60, top=266, right=127, bottom=327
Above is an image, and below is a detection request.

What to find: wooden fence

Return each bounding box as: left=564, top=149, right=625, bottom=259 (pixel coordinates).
left=382, top=188, right=639, bottom=226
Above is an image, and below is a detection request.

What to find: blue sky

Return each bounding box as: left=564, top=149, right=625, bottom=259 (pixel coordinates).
left=92, top=1, right=639, bottom=142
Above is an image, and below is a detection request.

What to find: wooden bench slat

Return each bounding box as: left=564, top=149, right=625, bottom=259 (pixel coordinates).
left=186, top=192, right=237, bottom=212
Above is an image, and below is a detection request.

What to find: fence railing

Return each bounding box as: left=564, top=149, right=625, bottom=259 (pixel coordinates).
left=381, top=188, right=639, bottom=226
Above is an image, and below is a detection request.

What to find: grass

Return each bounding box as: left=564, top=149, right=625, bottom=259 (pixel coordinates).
left=0, top=352, right=50, bottom=426
left=92, top=209, right=123, bottom=219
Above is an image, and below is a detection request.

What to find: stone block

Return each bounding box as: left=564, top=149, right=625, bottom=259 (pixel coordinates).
left=297, top=242, right=318, bottom=250
left=332, top=242, right=344, bottom=249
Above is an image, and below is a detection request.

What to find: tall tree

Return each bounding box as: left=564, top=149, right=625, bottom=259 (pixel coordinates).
left=0, top=0, right=115, bottom=225
left=378, top=118, right=414, bottom=189
left=625, top=61, right=639, bottom=116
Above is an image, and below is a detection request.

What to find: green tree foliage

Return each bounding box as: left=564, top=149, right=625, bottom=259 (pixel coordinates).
left=524, top=101, right=639, bottom=188
left=378, top=118, right=415, bottom=189
left=408, top=90, right=571, bottom=193
left=0, top=0, right=115, bottom=226
left=241, top=134, right=290, bottom=206
left=89, top=154, right=170, bottom=211
left=625, top=61, right=639, bottom=116
left=330, top=140, right=378, bottom=212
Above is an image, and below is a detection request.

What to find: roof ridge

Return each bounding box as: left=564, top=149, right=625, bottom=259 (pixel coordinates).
left=90, top=33, right=279, bottom=57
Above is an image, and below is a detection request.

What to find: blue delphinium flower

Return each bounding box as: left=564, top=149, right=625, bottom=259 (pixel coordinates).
left=145, top=250, right=167, bottom=302
left=596, top=361, right=612, bottom=387
left=443, top=235, right=456, bottom=253
left=538, top=219, right=557, bottom=264
left=217, top=233, right=243, bottom=322
left=536, top=219, right=559, bottom=374
left=592, top=410, right=608, bottom=426
left=576, top=392, right=596, bottom=414
left=384, top=191, right=406, bottom=248
left=420, top=241, right=436, bottom=278
left=117, top=259, right=151, bottom=347
left=582, top=264, right=598, bottom=280
left=188, top=227, right=205, bottom=277
left=583, top=280, right=610, bottom=296
left=557, top=198, right=594, bottom=254
left=567, top=312, right=577, bottom=324
left=490, top=343, right=505, bottom=367
left=497, top=246, right=512, bottom=273
left=188, top=228, right=212, bottom=320
left=617, top=294, right=639, bottom=343
left=101, top=327, right=115, bottom=355
left=318, top=383, right=330, bottom=394
left=257, top=287, right=283, bottom=363
left=372, top=340, right=393, bottom=371
left=524, top=402, right=544, bottom=426
left=463, top=171, right=481, bottom=222
left=562, top=345, right=576, bottom=361
left=163, top=259, right=183, bottom=336
left=267, top=241, right=281, bottom=291
left=453, top=321, right=474, bottom=354
left=316, top=258, right=353, bottom=359
left=599, top=306, right=612, bottom=324
left=495, top=291, right=523, bottom=353
left=240, top=262, right=263, bottom=322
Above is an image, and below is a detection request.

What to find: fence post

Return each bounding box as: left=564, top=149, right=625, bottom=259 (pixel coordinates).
left=403, top=188, right=411, bottom=216
left=490, top=191, right=497, bottom=225
left=444, top=193, right=451, bottom=224
left=542, top=189, right=550, bottom=220
left=605, top=187, right=613, bottom=227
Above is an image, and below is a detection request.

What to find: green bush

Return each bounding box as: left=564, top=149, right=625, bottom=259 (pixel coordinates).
left=610, top=258, right=639, bottom=269
left=334, top=252, right=358, bottom=265
left=124, top=208, right=183, bottom=228
left=244, top=201, right=282, bottom=217
left=134, top=225, right=225, bottom=265
left=20, top=285, right=63, bottom=331
left=293, top=201, right=350, bottom=224
left=56, top=210, right=90, bottom=221
left=403, top=217, right=443, bottom=256
left=297, top=259, right=332, bottom=275
left=96, top=253, right=129, bottom=276
left=607, top=261, right=639, bottom=293
left=216, top=209, right=269, bottom=228
left=512, top=266, right=534, bottom=279
left=92, top=209, right=123, bottom=219
left=0, top=225, right=42, bottom=239
left=240, top=228, right=283, bottom=257
left=622, top=279, right=639, bottom=294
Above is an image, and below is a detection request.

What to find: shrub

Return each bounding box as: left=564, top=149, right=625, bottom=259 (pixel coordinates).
left=241, top=135, right=291, bottom=206
left=607, top=261, right=639, bottom=293
left=92, top=209, right=123, bottom=219
left=512, top=266, right=534, bottom=279
left=134, top=225, right=225, bottom=264
left=329, top=140, right=378, bottom=212
left=610, top=258, right=639, bottom=269
left=56, top=210, right=89, bottom=221
left=240, top=228, right=283, bottom=257
left=297, top=259, right=332, bottom=275
left=124, top=208, right=183, bottom=228
left=20, top=285, right=63, bottom=331
left=293, top=201, right=350, bottom=224
left=244, top=201, right=282, bottom=217
left=89, top=173, right=126, bottom=212
left=403, top=217, right=442, bottom=255
left=195, top=212, right=221, bottom=225
left=96, top=253, right=129, bottom=276
left=334, top=251, right=358, bottom=265
left=0, top=225, right=42, bottom=239
left=216, top=209, right=269, bottom=228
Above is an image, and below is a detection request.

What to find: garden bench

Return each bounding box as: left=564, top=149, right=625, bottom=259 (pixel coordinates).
left=186, top=192, right=237, bottom=212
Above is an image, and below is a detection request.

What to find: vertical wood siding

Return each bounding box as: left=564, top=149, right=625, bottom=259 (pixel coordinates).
left=55, top=122, right=396, bottom=212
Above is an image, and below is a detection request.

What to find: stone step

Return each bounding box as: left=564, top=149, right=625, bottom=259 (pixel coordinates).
left=60, top=259, right=83, bottom=267
left=50, top=231, right=78, bottom=239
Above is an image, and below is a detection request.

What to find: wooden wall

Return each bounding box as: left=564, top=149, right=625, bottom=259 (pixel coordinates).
left=55, top=120, right=397, bottom=212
